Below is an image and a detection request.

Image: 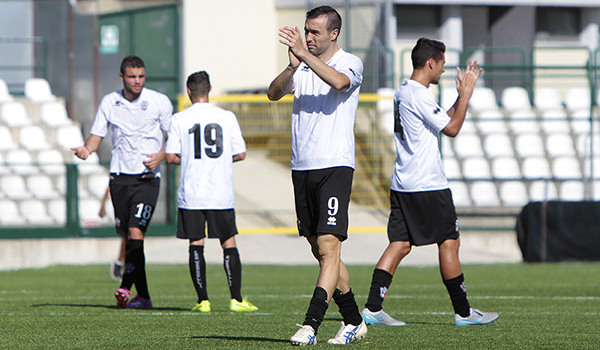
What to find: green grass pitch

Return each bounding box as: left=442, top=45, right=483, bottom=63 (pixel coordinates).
left=1, top=263, right=599, bottom=349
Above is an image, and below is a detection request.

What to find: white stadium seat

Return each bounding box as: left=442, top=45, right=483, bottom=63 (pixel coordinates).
left=0, top=125, right=18, bottom=151
left=469, top=87, right=500, bottom=112
left=448, top=180, right=471, bottom=207
left=559, top=181, right=585, bottom=201
left=522, top=156, right=551, bottom=179
left=443, top=157, right=462, bottom=180
left=508, top=109, right=539, bottom=134
left=534, top=87, right=562, bottom=111
left=440, top=88, right=458, bottom=111
left=40, top=101, right=72, bottom=127
left=0, top=200, right=26, bottom=225
left=545, top=132, right=576, bottom=157
left=470, top=181, right=500, bottom=206
left=514, top=133, right=545, bottom=158
left=529, top=180, right=558, bottom=201
left=19, top=125, right=51, bottom=151
left=452, top=132, right=484, bottom=158
left=462, top=157, right=491, bottom=180
left=87, top=174, right=109, bottom=199
left=47, top=199, right=66, bottom=224
left=26, top=174, right=60, bottom=200
left=1, top=101, right=32, bottom=127
left=491, top=157, right=521, bottom=179
left=0, top=78, right=14, bottom=103
left=501, top=86, right=532, bottom=112
left=55, top=125, right=85, bottom=150
left=540, top=109, right=569, bottom=134
left=24, top=78, right=56, bottom=103
left=552, top=157, right=581, bottom=180
left=499, top=181, right=529, bottom=206
left=37, top=149, right=66, bottom=175
left=483, top=133, right=514, bottom=158
left=5, top=149, right=38, bottom=175
left=0, top=175, right=32, bottom=200
left=20, top=199, right=54, bottom=225
left=564, top=87, right=590, bottom=112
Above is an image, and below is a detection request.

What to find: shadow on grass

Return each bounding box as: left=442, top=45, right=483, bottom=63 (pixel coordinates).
left=31, top=303, right=189, bottom=311
left=190, top=335, right=289, bottom=343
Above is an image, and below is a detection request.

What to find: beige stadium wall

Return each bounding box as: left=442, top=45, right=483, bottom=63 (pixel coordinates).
left=181, top=0, right=278, bottom=95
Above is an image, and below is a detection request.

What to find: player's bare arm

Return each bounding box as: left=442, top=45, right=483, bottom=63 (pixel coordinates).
left=165, top=153, right=180, bottom=165
left=233, top=152, right=246, bottom=162
left=72, top=134, right=103, bottom=160
left=443, top=60, right=482, bottom=137
left=267, top=27, right=302, bottom=101
left=280, top=25, right=351, bottom=91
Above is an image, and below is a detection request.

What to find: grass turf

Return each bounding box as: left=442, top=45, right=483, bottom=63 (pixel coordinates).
left=0, top=263, right=599, bottom=349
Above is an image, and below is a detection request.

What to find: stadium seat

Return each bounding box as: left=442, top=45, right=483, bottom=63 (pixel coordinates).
left=499, top=181, right=529, bottom=206
left=576, top=134, right=600, bottom=158
left=469, top=87, right=500, bottom=112
left=47, top=199, right=66, bottom=224
left=79, top=198, right=102, bottom=223
left=462, top=157, right=491, bottom=180
left=540, top=109, right=570, bottom=134
left=40, top=101, right=72, bottom=127
left=440, top=88, right=458, bottom=111
left=87, top=174, right=109, bottom=199
left=0, top=175, right=32, bottom=200
left=483, top=133, right=514, bottom=158
left=552, top=157, right=581, bottom=180
left=593, top=181, right=600, bottom=201
left=448, top=180, right=471, bottom=207
left=441, top=136, right=455, bottom=157
left=564, top=87, right=590, bottom=112
left=55, top=125, right=84, bottom=150
left=522, top=156, right=551, bottom=179
left=0, top=153, right=11, bottom=176
left=545, top=132, right=576, bottom=157
left=515, top=133, right=545, bottom=158
left=443, top=157, right=462, bottom=180
left=19, top=125, right=51, bottom=151
left=1, top=101, right=32, bottom=127
left=559, top=181, right=585, bottom=201
left=26, top=174, right=59, bottom=200
left=529, top=180, right=558, bottom=201
left=534, top=87, right=562, bottom=111
left=0, top=125, right=18, bottom=151
left=55, top=175, right=66, bottom=195
left=491, top=157, right=521, bottom=180
left=5, top=149, right=38, bottom=175
left=452, top=132, right=484, bottom=158
left=474, top=109, right=508, bottom=135
left=569, top=109, right=593, bottom=135
left=376, top=88, right=395, bottom=134
left=24, top=78, right=56, bottom=103
left=501, top=86, right=532, bottom=112
left=582, top=156, right=600, bottom=179
left=20, top=199, right=54, bottom=225
left=0, top=78, right=14, bottom=103
left=0, top=200, right=26, bottom=225
left=508, top=109, right=539, bottom=134
left=470, top=181, right=500, bottom=206
left=460, top=117, right=478, bottom=134
left=72, top=153, right=105, bottom=175
left=37, top=149, right=66, bottom=175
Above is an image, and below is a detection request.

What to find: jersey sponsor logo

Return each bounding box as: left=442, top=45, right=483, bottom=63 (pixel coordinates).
left=379, top=286, right=388, bottom=299
left=327, top=216, right=337, bottom=226
left=114, top=100, right=123, bottom=107
left=141, top=100, right=149, bottom=111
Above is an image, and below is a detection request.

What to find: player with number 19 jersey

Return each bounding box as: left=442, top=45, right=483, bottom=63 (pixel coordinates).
left=391, top=79, right=451, bottom=192
left=166, top=103, right=246, bottom=210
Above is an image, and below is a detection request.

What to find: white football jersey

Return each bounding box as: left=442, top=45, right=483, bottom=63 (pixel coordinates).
left=390, top=79, right=451, bottom=192
left=290, top=49, right=363, bottom=170
left=166, top=103, right=246, bottom=210
left=90, top=88, right=173, bottom=176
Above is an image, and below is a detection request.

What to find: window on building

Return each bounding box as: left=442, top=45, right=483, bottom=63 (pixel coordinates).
left=536, top=7, right=580, bottom=40
left=395, top=5, right=440, bottom=37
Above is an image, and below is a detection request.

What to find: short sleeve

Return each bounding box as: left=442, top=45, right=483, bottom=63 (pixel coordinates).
left=337, top=55, right=363, bottom=92
left=158, top=94, right=174, bottom=133
left=229, top=113, right=246, bottom=156
left=413, top=88, right=450, bottom=132
left=165, top=115, right=181, bottom=155
left=89, top=96, right=110, bottom=137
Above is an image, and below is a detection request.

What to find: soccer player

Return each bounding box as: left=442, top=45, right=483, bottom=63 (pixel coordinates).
left=361, top=38, right=499, bottom=326
left=267, top=5, right=366, bottom=345
left=73, top=55, right=173, bottom=309
left=165, top=71, right=258, bottom=313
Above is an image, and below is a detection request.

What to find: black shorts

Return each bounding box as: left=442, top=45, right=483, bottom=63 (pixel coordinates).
left=292, top=166, right=353, bottom=241
left=109, top=173, right=160, bottom=236
left=176, top=208, right=238, bottom=241
left=387, top=189, right=459, bottom=246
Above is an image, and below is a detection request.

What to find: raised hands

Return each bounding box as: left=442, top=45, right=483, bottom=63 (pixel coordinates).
left=456, top=60, right=483, bottom=100
left=278, top=26, right=304, bottom=68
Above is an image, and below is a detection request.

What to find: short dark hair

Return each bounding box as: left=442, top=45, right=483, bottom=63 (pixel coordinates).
left=187, top=71, right=211, bottom=97
left=120, top=56, right=145, bottom=75
left=306, top=5, right=342, bottom=34
left=411, top=38, right=446, bottom=69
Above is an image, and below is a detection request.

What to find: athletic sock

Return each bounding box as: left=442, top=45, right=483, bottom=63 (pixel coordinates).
left=443, top=273, right=470, bottom=317
left=303, top=287, right=329, bottom=334
left=365, top=268, right=394, bottom=312
left=223, top=247, right=242, bottom=302
left=189, top=245, right=208, bottom=303
left=120, top=238, right=140, bottom=291
left=131, top=239, right=150, bottom=299
left=332, top=288, right=363, bottom=326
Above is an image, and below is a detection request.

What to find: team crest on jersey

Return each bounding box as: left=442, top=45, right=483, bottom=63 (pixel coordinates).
left=433, top=107, right=441, bottom=114
left=301, top=65, right=310, bottom=72
left=114, top=100, right=123, bottom=106
left=380, top=286, right=388, bottom=299
left=141, top=100, right=149, bottom=111
left=327, top=217, right=337, bottom=226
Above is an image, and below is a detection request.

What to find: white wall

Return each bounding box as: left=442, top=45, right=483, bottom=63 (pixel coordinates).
left=181, top=0, right=278, bottom=95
